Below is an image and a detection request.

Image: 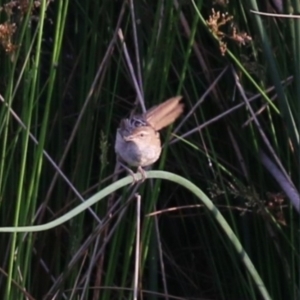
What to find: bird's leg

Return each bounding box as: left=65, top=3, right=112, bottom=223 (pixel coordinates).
left=137, top=166, right=147, bottom=182
left=117, top=160, right=139, bottom=183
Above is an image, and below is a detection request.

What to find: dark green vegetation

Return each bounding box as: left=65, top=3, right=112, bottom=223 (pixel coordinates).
left=0, top=0, right=299, bottom=299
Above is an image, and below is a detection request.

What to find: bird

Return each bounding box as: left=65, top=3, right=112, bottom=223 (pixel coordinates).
left=115, top=96, right=184, bottom=181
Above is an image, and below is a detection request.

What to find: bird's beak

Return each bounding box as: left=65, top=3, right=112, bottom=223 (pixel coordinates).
left=123, top=135, right=133, bottom=142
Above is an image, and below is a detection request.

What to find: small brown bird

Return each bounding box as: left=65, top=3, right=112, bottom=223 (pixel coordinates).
left=115, top=96, right=184, bottom=181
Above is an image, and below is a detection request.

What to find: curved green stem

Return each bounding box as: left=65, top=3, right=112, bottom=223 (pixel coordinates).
left=0, top=170, right=272, bottom=300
